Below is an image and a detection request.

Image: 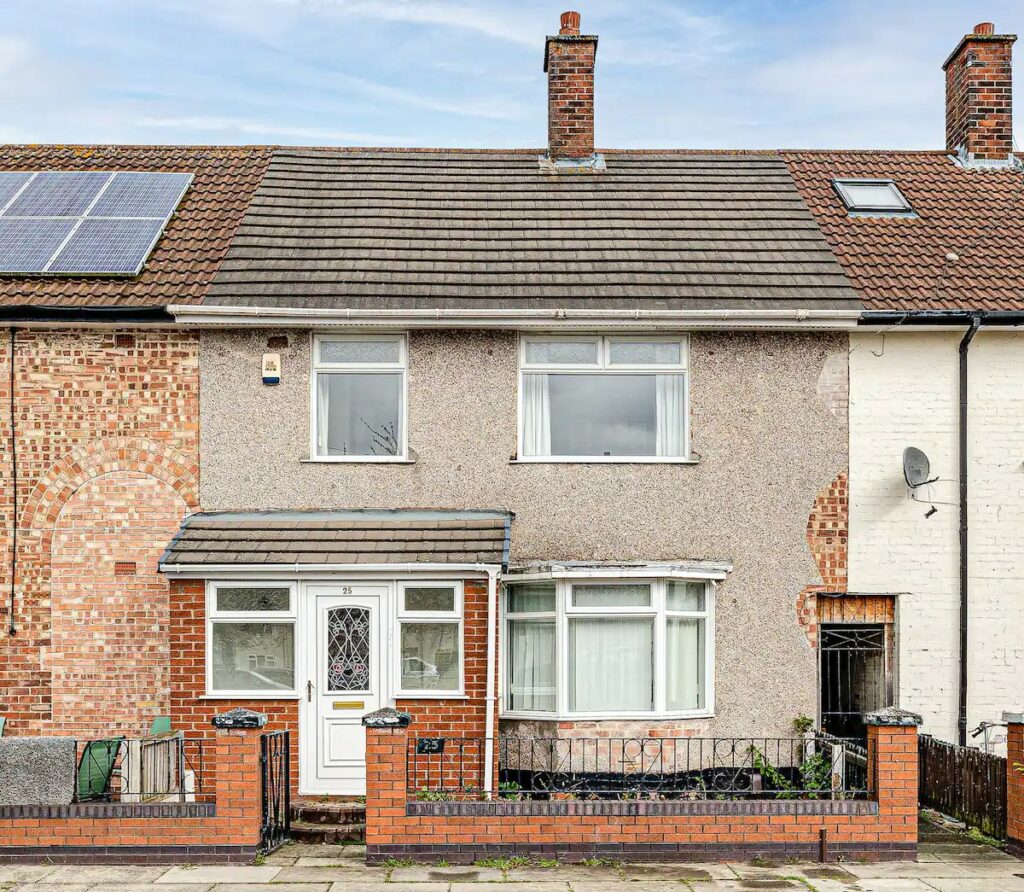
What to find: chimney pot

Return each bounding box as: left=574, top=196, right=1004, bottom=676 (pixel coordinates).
left=560, top=11, right=581, bottom=35
left=974, top=22, right=995, bottom=36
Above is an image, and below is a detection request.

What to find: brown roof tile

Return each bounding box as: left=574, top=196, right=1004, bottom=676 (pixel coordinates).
left=783, top=150, right=1024, bottom=311
left=0, top=144, right=273, bottom=307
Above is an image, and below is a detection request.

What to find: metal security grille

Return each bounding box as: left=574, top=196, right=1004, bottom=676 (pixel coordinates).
left=819, top=624, right=888, bottom=741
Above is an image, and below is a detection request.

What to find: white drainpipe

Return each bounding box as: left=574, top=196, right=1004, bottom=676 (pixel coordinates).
left=483, top=567, right=500, bottom=797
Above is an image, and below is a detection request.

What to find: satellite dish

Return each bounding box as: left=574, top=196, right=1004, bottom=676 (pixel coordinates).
left=903, top=447, right=932, bottom=488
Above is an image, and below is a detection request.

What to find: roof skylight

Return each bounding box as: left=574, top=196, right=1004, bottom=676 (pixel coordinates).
left=832, top=179, right=914, bottom=216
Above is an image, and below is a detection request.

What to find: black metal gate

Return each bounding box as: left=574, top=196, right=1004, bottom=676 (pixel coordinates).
left=819, top=624, right=889, bottom=740
left=260, top=730, right=291, bottom=853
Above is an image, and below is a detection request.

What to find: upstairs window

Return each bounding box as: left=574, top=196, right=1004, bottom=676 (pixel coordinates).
left=832, top=179, right=913, bottom=216
left=312, top=335, right=407, bottom=460
left=519, top=335, right=688, bottom=461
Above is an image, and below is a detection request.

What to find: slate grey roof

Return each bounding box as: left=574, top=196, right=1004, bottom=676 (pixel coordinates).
left=207, top=150, right=859, bottom=311
left=160, top=509, right=512, bottom=568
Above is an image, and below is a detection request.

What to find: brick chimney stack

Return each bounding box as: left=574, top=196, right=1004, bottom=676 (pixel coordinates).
left=544, top=11, right=599, bottom=165
left=943, top=22, right=1017, bottom=164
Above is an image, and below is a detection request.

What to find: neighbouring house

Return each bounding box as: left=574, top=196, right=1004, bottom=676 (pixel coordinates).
left=784, top=22, right=1024, bottom=752
left=0, top=9, right=1019, bottom=865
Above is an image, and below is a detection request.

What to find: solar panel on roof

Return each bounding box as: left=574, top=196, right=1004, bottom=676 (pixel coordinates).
left=0, top=218, right=76, bottom=273
left=0, top=173, right=33, bottom=211
left=0, top=169, right=193, bottom=275
left=48, top=218, right=166, bottom=274
left=89, top=172, right=192, bottom=219
left=5, top=171, right=112, bottom=217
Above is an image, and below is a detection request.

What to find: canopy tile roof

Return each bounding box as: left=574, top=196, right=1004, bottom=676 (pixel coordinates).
left=783, top=150, right=1024, bottom=311
left=161, top=509, right=513, bottom=568
left=0, top=144, right=273, bottom=308
left=207, top=149, right=860, bottom=311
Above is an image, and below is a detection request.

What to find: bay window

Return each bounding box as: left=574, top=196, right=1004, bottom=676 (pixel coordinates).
left=503, top=577, right=712, bottom=717
left=207, top=583, right=297, bottom=696
left=396, top=582, right=463, bottom=696
left=519, top=335, right=688, bottom=461
left=312, top=334, right=407, bottom=460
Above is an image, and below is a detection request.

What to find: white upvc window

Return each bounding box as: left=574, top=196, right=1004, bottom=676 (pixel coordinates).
left=311, top=334, right=408, bottom=461
left=207, top=582, right=297, bottom=697
left=395, top=581, right=464, bottom=697
left=518, top=335, right=689, bottom=462
left=503, top=577, right=713, bottom=719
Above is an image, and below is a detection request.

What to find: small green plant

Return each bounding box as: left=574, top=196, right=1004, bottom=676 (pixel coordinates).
left=750, top=746, right=833, bottom=800
left=966, top=826, right=1002, bottom=848
left=498, top=780, right=522, bottom=800
left=536, top=858, right=559, bottom=869
left=580, top=857, right=619, bottom=868
left=434, top=858, right=450, bottom=867
left=381, top=857, right=414, bottom=869
left=792, top=714, right=815, bottom=735
left=253, top=853, right=266, bottom=866
left=415, top=788, right=455, bottom=802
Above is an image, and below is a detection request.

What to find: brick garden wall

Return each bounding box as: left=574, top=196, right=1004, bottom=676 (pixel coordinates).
left=0, top=727, right=263, bottom=863
left=364, top=719, right=920, bottom=864
left=0, top=329, right=199, bottom=738
left=1008, top=721, right=1024, bottom=855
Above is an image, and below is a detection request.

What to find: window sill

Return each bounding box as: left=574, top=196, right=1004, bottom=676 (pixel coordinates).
left=501, top=710, right=715, bottom=722
left=509, top=457, right=699, bottom=465
left=301, top=457, right=416, bottom=464
left=396, top=693, right=468, bottom=700
left=200, top=693, right=301, bottom=701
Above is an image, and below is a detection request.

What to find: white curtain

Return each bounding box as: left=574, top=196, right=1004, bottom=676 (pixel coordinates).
left=656, top=374, right=685, bottom=457
left=666, top=618, right=704, bottom=710
left=522, top=373, right=551, bottom=456
left=569, top=617, right=653, bottom=712
left=508, top=620, right=555, bottom=711
left=316, top=375, right=330, bottom=455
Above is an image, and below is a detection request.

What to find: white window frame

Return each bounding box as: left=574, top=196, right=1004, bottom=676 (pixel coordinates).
left=516, top=333, right=690, bottom=463
left=206, top=581, right=298, bottom=698
left=309, top=333, right=409, bottom=462
left=394, top=580, right=465, bottom=698
left=502, top=575, right=714, bottom=720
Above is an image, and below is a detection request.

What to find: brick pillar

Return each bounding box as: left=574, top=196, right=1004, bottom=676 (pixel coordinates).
left=865, top=707, right=922, bottom=857
left=363, top=707, right=412, bottom=863
left=211, top=708, right=268, bottom=849
left=1003, top=712, right=1024, bottom=854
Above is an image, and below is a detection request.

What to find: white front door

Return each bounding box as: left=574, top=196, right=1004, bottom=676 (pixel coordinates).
left=300, top=584, right=387, bottom=795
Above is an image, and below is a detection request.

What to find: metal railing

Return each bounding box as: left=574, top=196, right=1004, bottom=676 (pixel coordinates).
left=260, top=730, right=291, bottom=853
left=76, top=734, right=208, bottom=803
left=408, top=734, right=871, bottom=801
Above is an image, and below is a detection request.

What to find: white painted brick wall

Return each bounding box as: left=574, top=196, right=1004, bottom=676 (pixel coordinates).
left=849, top=330, right=1024, bottom=748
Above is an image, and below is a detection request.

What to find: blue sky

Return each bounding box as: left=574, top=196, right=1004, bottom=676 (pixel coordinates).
left=2, top=0, right=1022, bottom=150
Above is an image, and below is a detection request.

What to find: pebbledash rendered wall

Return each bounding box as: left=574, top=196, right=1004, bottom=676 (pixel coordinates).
left=363, top=710, right=921, bottom=864
left=199, top=328, right=850, bottom=740
left=0, top=329, right=199, bottom=738
left=848, top=331, right=1024, bottom=747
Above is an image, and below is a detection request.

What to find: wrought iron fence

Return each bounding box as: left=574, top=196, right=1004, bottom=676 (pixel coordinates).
left=259, top=730, right=291, bottom=854
left=76, top=734, right=208, bottom=803
left=407, top=734, right=871, bottom=801
left=919, top=734, right=1007, bottom=839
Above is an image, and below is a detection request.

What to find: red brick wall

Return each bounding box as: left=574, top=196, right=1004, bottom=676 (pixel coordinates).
left=0, top=727, right=263, bottom=862
left=1008, top=722, right=1024, bottom=851
left=944, top=25, right=1016, bottom=161
left=364, top=722, right=919, bottom=863
left=0, top=328, right=199, bottom=736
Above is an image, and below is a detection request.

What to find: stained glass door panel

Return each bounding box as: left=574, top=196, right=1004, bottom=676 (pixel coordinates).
left=327, top=607, right=371, bottom=691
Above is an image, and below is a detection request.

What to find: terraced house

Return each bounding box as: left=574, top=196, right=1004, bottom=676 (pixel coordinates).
left=0, top=11, right=1021, bottom=865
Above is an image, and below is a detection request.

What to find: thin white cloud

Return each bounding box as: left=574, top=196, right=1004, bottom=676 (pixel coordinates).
left=137, top=115, right=418, bottom=144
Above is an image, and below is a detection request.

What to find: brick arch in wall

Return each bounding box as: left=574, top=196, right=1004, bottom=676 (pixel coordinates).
left=17, top=437, right=198, bottom=734
left=20, top=437, right=199, bottom=539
